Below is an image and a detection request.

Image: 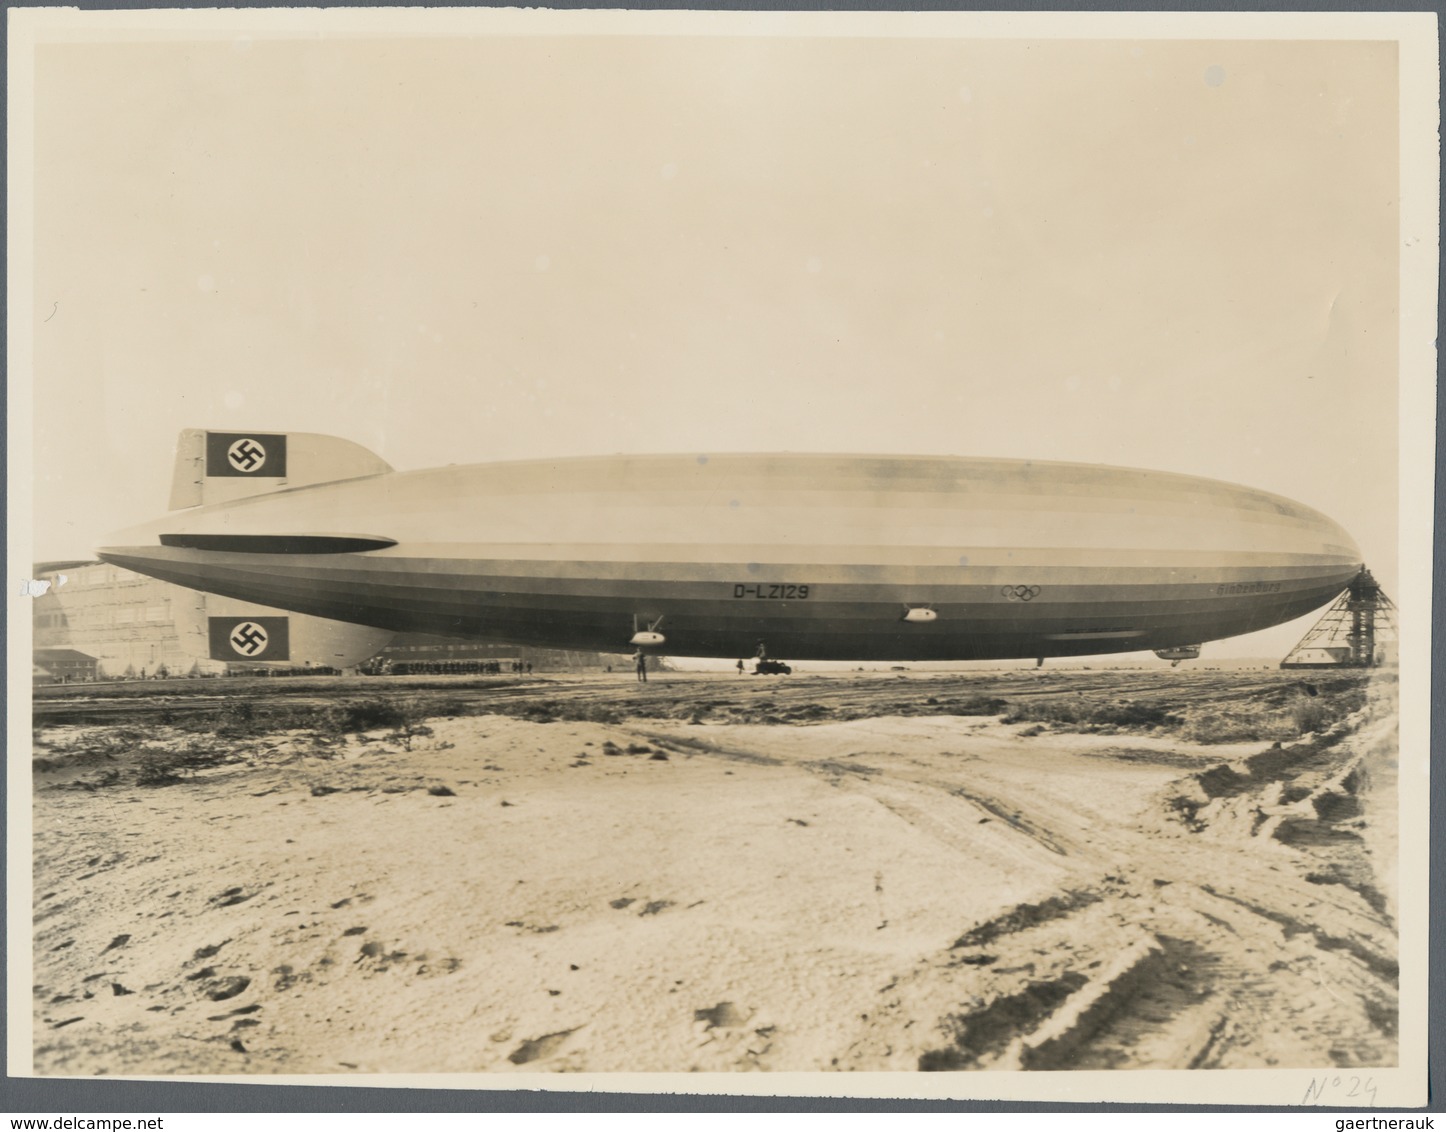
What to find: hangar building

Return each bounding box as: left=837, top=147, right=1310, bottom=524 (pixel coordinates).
left=31, top=562, right=620, bottom=680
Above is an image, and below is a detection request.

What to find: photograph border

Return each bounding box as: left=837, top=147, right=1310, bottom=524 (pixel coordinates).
left=6, top=3, right=1438, bottom=1111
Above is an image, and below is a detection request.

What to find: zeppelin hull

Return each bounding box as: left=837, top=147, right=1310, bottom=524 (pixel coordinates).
left=98, top=554, right=1359, bottom=663
left=100, top=450, right=1364, bottom=662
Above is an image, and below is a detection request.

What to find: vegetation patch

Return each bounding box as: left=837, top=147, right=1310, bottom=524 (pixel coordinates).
left=1175, top=689, right=1362, bottom=745
left=1002, top=698, right=1181, bottom=730
left=998, top=684, right=1365, bottom=744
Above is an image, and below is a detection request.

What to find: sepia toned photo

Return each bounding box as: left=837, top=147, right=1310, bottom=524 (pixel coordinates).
left=8, top=7, right=1435, bottom=1106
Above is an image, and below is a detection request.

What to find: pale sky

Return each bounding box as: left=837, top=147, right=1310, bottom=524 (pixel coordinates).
left=26, top=27, right=1402, bottom=657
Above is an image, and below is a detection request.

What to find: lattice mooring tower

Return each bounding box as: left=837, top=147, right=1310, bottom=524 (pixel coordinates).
left=1280, top=568, right=1397, bottom=669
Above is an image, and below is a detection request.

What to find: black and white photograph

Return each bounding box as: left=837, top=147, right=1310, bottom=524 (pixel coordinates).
left=8, top=7, right=1434, bottom=1105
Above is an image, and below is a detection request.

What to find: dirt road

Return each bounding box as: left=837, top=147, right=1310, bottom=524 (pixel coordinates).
left=30, top=670, right=1397, bottom=1074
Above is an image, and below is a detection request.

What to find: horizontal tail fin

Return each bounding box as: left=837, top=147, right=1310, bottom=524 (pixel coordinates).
left=168, top=429, right=393, bottom=511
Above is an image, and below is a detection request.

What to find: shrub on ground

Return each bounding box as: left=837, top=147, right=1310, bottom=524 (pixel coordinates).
left=1001, top=699, right=1092, bottom=726
left=322, top=700, right=415, bottom=733
left=135, top=736, right=243, bottom=786
left=1176, top=706, right=1297, bottom=745
left=1000, top=698, right=1178, bottom=728
left=940, top=695, right=1009, bottom=716
left=1290, top=697, right=1332, bottom=735
left=1176, top=690, right=1358, bottom=744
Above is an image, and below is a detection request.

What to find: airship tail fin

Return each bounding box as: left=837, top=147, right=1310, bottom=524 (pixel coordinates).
left=168, top=429, right=393, bottom=511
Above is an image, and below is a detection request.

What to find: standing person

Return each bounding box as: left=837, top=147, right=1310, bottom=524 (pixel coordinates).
left=634, top=650, right=648, bottom=684
left=736, top=659, right=745, bottom=675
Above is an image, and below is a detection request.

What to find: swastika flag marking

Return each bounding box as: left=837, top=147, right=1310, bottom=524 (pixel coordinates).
left=205, top=432, right=288, bottom=478
left=208, top=617, right=290, bottom=662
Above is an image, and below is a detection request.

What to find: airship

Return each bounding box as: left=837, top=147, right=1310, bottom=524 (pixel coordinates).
left=96, top=429, right=1363, bottom=666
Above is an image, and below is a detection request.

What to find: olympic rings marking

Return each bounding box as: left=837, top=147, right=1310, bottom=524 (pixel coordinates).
left=1001, top=585, right=1042, bottom=602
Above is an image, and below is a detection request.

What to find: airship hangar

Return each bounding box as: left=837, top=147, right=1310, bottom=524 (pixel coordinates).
left=30, top=560, right=636, bottom=685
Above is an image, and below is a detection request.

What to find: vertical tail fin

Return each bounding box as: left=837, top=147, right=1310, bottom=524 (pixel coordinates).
left=168, top=430, right=393, bottom=511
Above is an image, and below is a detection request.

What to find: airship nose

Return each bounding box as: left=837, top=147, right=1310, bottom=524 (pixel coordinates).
left=1315, top=512, right=1363, bottom=571
left=1286, top=506, right=1365, bottom=603
left=1242, top=484, right=1362, bottom=575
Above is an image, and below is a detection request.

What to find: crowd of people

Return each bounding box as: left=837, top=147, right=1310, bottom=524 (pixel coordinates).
left=359, top=658, right=534, bottom=676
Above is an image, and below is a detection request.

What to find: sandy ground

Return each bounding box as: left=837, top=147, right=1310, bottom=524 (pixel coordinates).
left=30, top=671, right=1398, bottom=1075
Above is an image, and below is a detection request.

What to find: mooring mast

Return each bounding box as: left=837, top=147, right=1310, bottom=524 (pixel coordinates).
left=1280, top=568, right=1397, bottom=669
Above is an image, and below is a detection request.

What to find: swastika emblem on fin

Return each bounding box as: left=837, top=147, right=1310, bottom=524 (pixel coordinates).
left=227, top=438, right=268, bottom=473
left=230, top=621, right=269, bottom=656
